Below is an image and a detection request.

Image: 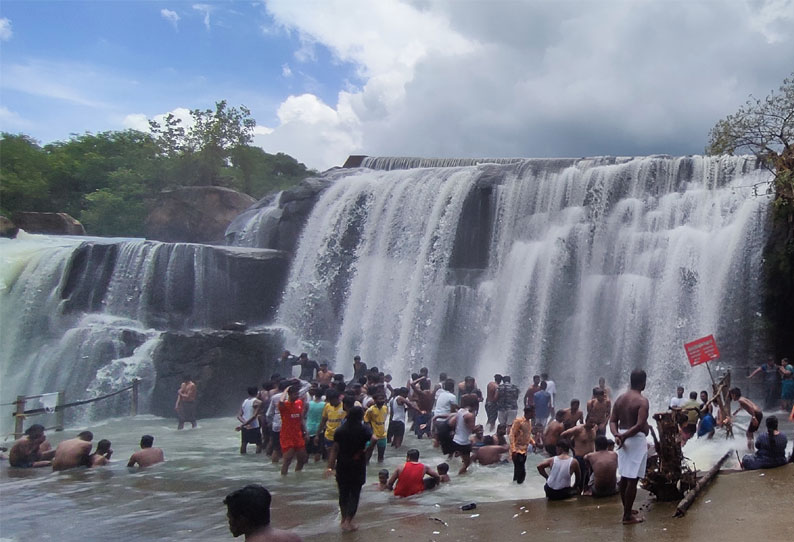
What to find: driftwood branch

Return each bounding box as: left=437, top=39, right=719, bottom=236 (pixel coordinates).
left=674, top=450, right=732, bottom=517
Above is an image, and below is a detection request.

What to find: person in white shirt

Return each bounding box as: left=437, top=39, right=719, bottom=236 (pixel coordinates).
left=668, top=386, right=685, bottom=409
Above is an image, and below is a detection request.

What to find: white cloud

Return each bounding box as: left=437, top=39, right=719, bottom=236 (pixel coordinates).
left=122, top=107, right=194, bottom=133
left=160, top=9, right=180, bottom=30
left=281, top=63, right=292, bottom=78
left=255, top=93, right=361, bottom=170
left=257, top=0, right=794, bottom=170
left=0, top=17, right=11, bottom=41
left=0, top=106, right=32, bottom=131
left=192, top=4, right=212, bottom=31
left=0, top=60, right=112, bottom=107
left=747, top=0, right=794, bottom=44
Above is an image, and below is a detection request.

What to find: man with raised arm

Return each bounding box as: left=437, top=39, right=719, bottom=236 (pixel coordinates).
left=727, top=387, right=764, bottom=452
left=175, top=374, right=198, bottom=430
left=609, top=369, right=649, bottom=525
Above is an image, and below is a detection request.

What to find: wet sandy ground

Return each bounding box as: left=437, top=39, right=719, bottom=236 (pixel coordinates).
left=319, top=463, right=793, bottom=542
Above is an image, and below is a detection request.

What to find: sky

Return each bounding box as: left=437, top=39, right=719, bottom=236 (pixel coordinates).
left=1, top=0, right=793, bottom=171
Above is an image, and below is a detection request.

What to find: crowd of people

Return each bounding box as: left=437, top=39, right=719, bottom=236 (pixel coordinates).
left=5, top=350, right=792, bottom=537
left=228, top=351, right=793, bottom=530
left=6, top=424, right=164, bottom=470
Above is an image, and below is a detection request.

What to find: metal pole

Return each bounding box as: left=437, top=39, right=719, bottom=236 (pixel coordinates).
left=55, top=391, right=65, bottom=432
left=14, top=396, right=25, bottom=439
left=131, top=379, right=139, bottom=417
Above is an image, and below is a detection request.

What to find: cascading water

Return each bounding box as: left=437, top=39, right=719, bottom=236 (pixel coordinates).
left=0, top=234, right=282, bottom=433
left=0, top=154, right=774, bottom=432
left=265, top=155, right=771, bottom=403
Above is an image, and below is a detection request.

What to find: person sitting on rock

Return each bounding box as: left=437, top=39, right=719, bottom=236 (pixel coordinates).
left=741, top=416, right=788, bottom=470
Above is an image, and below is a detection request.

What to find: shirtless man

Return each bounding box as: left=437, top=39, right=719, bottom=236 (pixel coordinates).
left=8, top=424, right=54, bottom=468
left=175, top=375, right=198, bottom=430
left=485, top=374, right=502, bottom=432
left=727, top=388, right=763, bottom=451
left=561, top=421, right=597, bottom=492
left=524, top=375, right=542, bottom=408
left=127, top=435, right=165, bottom=467
left=224, top=484, right=302, bottom=542
left=598, top=377, right=611, bottom=399
left=316, top=362, right=333, bottom=389
left=543, top=410, right=566, bottom=456
left=83, top=439, right=111, bottom=467
left=609, top=369, right=650, bottom=525
left=584, top=435, right=618, bottom=497
left=472, top=436, right=509, bottom=465
left=561, top=399, right=584, bottom=430
left=586, top=387, right=612, bottom=436
left=52, top=431, right=93, bottom=471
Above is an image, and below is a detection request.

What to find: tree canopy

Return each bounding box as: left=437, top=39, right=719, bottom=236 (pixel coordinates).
left=0, top=101, right=314, bottom=236
left=707, top=73, right=793, bottom=203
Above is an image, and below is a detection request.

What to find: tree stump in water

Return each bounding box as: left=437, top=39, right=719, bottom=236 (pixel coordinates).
left=642, top=411, right=696, bottom=501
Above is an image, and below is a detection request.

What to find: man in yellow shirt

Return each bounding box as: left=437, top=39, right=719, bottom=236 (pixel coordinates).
left=316, top=389, right=346, bottom=453
left=364, top=391, right=388, bottom=463
left=509, top=406, right=536, bottom=484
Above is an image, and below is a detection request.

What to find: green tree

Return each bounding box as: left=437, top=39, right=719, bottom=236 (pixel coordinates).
left=80, top=169, right=148, bottom=237
left=707, top=73, right=793, bottom=203
left=186, top=101, right=256, bottom=186
left=0, top=133, right=51, bottom=215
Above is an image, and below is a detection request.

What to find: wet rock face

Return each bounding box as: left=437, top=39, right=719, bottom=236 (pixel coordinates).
left=0, top=216, right=19, bottom=238
left=59, top=241, right=291, bottom=330
left=225, top=176, right=332, bottom=252
left=11, top=212, right=85, bottom=235
left=150, top=328, right=285, bottom=419
left=146, top=186, right=256, bottom=244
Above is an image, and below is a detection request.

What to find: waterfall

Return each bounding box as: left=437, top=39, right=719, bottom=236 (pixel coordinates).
left=0, top=234, right=283, bottom=432
left=274, top=155, right=771, bottom=403
left=0, top=153, right=774, bottom=427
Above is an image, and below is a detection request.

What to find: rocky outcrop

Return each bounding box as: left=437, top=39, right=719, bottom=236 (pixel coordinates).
left=60, top=240, right=291, bottom=329
left=146, top=186, right=256, bottom=244
left=225, top=176, right=332, bottom=251
left=150, top=328, right=285, bottom=418
left=0, top=216, right=18, bottom=238
left=11, top=212, right=85, bottom=235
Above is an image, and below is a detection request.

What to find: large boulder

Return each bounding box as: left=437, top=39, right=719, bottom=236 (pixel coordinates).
left=11, top=212, right=85, bottom=235
left=225, top=176, right=332, bottom=251
left=149, top=328, right=285, bottom=419
left=0, top=216, right=18, bottom=238
left=146, top=186, right=256, bottom=244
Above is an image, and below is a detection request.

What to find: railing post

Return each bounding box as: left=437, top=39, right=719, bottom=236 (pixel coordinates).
left=55, top=391, right=65, bottom=432
left=14, top=396, right=26, bottom=439
left=131, top=379, right=139, bottom=417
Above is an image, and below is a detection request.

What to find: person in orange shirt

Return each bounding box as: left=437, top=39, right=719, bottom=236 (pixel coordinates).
left=278, top=384, right=308, bottom=476
left=509, top=406, right=536, bottom=484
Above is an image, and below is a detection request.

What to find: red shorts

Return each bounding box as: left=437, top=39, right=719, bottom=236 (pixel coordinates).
left=279, top=433, right=305, bottom=451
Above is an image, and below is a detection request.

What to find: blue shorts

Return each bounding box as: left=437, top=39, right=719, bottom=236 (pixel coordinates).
left=697, top=414, right=715, bottom=437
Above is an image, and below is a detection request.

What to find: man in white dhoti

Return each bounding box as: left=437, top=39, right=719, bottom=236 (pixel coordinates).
left=609, top=369, right=650, bottom=525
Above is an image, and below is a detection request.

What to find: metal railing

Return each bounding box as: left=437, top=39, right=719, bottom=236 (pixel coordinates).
left=8, top=378, right=141, bottom=439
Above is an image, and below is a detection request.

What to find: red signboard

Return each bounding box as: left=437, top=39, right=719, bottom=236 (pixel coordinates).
left=684, top=334, right=720, bottom=367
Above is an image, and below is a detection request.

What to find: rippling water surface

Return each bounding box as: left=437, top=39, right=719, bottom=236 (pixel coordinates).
left=2, top=410, right=780, bottom=541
